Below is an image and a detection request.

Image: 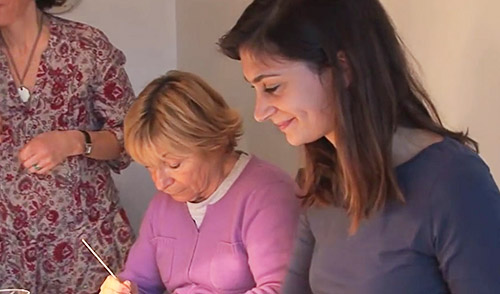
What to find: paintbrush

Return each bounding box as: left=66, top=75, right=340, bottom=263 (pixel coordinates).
left=81, top=238, right=118, bottom=279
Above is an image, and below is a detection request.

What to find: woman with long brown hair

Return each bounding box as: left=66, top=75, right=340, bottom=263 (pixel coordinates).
left=219, top=0, right=500, bottom=293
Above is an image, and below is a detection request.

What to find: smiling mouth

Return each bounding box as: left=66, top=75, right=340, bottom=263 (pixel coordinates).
left=275, top=118, right=295, bottom=131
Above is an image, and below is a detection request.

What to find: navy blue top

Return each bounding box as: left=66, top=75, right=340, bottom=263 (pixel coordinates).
left=283, top=137, right=500, bottom=294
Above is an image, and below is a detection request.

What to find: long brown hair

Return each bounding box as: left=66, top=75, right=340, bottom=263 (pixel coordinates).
left=219, top=0, right=477, bottom=232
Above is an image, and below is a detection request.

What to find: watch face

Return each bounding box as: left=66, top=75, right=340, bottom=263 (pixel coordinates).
left=46, top=0, right=82, bottom=14
left=84, top=143, right=92, bottom=155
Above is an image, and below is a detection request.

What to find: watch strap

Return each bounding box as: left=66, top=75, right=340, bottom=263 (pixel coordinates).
left=79, top=130, right=92, bottom=155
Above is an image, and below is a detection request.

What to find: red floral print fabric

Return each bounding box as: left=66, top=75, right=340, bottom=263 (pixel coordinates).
left=0, top=14, right=135, bottom=294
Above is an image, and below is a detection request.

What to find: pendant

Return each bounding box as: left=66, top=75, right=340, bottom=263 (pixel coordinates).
left=18, top=86, right=30, bottom=103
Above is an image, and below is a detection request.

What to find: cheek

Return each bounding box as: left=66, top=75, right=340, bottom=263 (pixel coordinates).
left=148, top=170, right=157, bottom=183
left=302, top=88, right=335, bottom=123
left=0, top=9, right=16, bottom=26
left=291, top=103, right=334, bottom=139
left=309, top=108, right=335, bottom=139
left=189, top=165, right=215, bottom=191
left=189, top=172, right=206, bottom=191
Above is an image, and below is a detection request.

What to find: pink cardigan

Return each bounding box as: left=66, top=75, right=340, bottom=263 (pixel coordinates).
left=120, top=155, right=301, bottom=294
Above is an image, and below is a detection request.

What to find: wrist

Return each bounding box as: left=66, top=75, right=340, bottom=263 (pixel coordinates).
left=67, top=130, right=86, bottom=156
left=79, top=130, right=93, bottom=156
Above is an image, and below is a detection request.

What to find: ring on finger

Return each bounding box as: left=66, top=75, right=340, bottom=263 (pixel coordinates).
left=32, top=163, right=42, bottom=171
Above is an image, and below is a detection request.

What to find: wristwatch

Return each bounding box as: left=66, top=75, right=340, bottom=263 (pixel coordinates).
left=79, top=130, right=92, bottom=156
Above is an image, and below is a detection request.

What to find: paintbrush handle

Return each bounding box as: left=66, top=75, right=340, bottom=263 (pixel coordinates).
left=81, top=239, right=118, bottom=279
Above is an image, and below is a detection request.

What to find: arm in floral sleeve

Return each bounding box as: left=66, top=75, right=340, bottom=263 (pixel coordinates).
left=242, top=181, right=301, bottom=294
left=89, top=29, right=136, bottom=172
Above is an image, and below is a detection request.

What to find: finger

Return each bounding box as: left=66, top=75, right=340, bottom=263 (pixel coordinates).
left=100, top=287, right=129, bottom=294
left=21, top=154, right=42, bottom=171
left=116, top=279, right=133, bottom=293
left=123, top=280, right=132, bottom=290
left=29, top=163, right=44, bottom=174
left=23, top=157, right=40, bottom=170
left=18, top=142, right=35, bottom=162
left=34, top=161, right=57, bottom=175
left=100, top=288, right=130, bottom=294
left=100, top=276, right=132, bottom=294
left=19, top=146, right=38, bottom=167
left=31, top=157, right=58, bottom=175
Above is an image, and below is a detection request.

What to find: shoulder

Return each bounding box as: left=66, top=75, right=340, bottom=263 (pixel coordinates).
left=421, top=139, right=500, bottom=223
left=428, top=138, right=498, bottom=199
left=391, top=137, right=500, bottom=232
left=50, top=15, right=109, bottom=44
left=234, top=154, right=299, bottom=206
left=398, top=137, right=495, bottom=197
left=143, top=191, right=182, bottom=222
left=49, top=15, right=123, bottom=61
left=240, top=154, right=295, bottom=186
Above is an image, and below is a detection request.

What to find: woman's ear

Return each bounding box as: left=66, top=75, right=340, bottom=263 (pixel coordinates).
left=337, top=51, right=352, bottom=87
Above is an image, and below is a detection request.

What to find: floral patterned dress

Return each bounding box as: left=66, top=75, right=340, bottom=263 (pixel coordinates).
left=0, top=14, right=135, bottom=294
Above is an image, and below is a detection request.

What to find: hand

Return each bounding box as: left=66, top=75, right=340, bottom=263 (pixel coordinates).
left=18, top=130, right=81, bottom=174
left=99, top=275, right=138, bottom=294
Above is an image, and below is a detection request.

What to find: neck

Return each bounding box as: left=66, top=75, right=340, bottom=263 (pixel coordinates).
left=1, top=4, right=41, bottom=52
left=325, top=132, right=336, bottom=147
left=391, top=127, right=443, bottom=166
left=192, top=150, right=239, bottom=203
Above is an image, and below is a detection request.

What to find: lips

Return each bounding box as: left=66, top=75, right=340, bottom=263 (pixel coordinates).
left=275, top=118, right=295, bottom=131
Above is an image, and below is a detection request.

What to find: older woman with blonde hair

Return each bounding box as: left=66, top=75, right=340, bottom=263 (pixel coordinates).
left=99, top=70, right=300, bottom=294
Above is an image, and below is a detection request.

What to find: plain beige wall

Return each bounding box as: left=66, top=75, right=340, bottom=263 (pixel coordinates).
left=176, top=0, right=300, bottom=176
left=381, top=0, right=500, bottom=181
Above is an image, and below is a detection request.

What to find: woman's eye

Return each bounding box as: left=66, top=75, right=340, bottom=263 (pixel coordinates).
left=169, top=162, right=181, bottom=169
left=264, top=84, right=280, bottom=93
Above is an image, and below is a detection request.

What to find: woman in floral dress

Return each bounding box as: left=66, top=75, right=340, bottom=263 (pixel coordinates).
left=0, top=0, right=135, bottom=292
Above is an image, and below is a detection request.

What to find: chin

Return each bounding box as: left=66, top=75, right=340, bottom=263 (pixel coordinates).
left=285, top=134, right=306, bottom=146
left=169, top=193, right=194, bottom=203
left=0, top=16, right=16, bottom=27
left=285, top=132, right=324, bottom=146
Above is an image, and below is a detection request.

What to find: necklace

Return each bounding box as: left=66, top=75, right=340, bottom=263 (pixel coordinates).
left=1, top=13, right=44, bottom=103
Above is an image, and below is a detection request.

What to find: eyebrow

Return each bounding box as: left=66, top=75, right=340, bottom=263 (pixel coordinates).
left=244, top=74, right=280, bottom=84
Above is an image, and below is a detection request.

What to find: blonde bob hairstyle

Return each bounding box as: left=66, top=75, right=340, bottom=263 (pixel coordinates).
left=124, top=70, right=243, bottom=167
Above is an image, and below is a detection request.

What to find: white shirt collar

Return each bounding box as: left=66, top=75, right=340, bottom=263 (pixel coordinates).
left=187, top=152, right=251, bottom=228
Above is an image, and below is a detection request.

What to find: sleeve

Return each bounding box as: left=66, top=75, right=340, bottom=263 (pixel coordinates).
left=89, top=29, right=136, bottom=173
left=281, top=213, right=314, bottom=294
left=431, top=154, right=500, bottom=294
left=241, top=181, right=301, bottom=294
left=119, top=195, right=166, bottom=294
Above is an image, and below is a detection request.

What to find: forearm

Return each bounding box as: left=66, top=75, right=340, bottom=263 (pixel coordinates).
left=66, top=130, right=122, bottom=160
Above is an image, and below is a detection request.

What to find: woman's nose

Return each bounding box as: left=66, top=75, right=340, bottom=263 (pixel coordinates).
left=151, top=168, right=174, bottom=191
left=253, top=94, right=276, bottom=122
